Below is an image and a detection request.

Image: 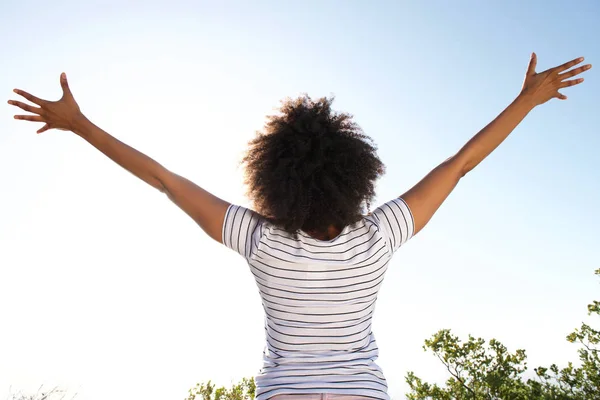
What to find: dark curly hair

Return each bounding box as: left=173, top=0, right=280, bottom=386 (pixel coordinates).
left=242, top=95, right=385, bottom=235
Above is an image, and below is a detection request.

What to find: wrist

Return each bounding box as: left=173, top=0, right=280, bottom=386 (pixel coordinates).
left=71, top=113, right=93, bottom=137
left=515, top=91, right=538, bottom=111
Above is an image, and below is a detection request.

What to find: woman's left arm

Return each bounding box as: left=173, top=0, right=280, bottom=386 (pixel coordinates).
left=9, top=73, right=230, bottom=243
left=71, top=117, right=231, bottom=243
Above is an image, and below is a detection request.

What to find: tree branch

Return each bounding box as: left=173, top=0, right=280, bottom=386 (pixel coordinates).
left=435, top=353, right=477, bottom=398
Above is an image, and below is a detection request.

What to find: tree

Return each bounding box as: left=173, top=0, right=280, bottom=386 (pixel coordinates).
left=7, top=386, right=76, bottom=400
left=529, top=270, right=599, bottom=399
left=186, top=377, right=255, bottom=400
left=406, top=269, right=600, bottom=400
left=405, top=330, right=531, bottom=400
left=185, top=270, right=598, bottom=400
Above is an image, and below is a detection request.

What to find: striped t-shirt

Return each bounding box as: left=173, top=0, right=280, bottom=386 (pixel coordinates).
left=222, top=198, right=414, bottom=400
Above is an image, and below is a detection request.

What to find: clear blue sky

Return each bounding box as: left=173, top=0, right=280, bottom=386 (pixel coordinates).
left=1, top=1, right=598, bottom=399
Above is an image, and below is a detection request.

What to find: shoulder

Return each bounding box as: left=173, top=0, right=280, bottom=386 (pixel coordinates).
left=365, top=198, right=415, bottom=252
left=222, top=205, right=270, bottom=258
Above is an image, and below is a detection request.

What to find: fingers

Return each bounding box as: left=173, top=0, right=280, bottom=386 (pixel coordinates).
left=526, top=52, right=537, bottom=76
left=13, top=89, right=45, bottom=105
left=559, top=78, right=585, bottom=88
left=12, top=112, right=50, bottom=133
left=8, top=99, right=46, bottom=124
left=559, top=64, right=592, bottom=80
left=13, top=114, right=45, bottom=122
left=7, top=99, right=43, bottom=115
left=37, top=124, right=51, bottom=134
left=552, top=57, right=585, bottom=73
left=555, top=92, right=568, bottom=100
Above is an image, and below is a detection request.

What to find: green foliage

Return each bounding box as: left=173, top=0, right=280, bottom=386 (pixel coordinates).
left=186, top=377, right=255, bottom=400
left=406, top=269, right=600, bottom=400
left=405, top=330, right=531, bottom=400
left=188, top=270, right=598, bottom=400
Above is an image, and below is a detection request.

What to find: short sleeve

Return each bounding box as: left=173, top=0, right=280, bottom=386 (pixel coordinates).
left=370, top=197, right=414, bottom=253
left=222, top=204, right=266, bottom=259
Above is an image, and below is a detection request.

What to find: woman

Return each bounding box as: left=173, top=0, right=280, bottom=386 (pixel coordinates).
left=8, top=53, right=590, bottom=400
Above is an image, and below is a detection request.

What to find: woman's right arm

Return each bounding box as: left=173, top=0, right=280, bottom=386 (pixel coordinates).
left=400, top=53, right=591, bottom=236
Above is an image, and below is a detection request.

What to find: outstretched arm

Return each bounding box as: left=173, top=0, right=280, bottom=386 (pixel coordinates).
left=8, top=73, right=229, bottom=243
left=401, top=53, right=591, bottom=235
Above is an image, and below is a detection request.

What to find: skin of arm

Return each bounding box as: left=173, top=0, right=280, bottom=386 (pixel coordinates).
left=8, top=53, right=590, bottom=241
left=401, top=95, right=533, bottom=235
left=401, top=53, right=591, bottom=235
left=8, top=76, right=229, bottom=244
left=71, top=117, right=230, bottom=243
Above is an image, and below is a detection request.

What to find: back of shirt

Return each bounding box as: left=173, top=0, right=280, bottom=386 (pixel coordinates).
left=222, top=198, right=414, bottom=400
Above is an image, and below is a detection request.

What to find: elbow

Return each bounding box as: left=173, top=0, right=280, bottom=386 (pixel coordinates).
left=460, top=157, right=482, bottom=177
left=152, top=168, right=169, bottom=194
left=154, top=177, right=168, bottom=194
left=450, top=151, right=475, bottom=178
left=444, top=154, right=470, bottom=180
left=460, top=162, right=473, bottom=178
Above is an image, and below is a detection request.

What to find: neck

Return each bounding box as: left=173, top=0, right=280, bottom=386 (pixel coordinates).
left=305, top=224, right=342, bottom=241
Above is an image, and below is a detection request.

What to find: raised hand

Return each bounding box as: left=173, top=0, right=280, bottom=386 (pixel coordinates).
left=521, top=53, right=591, bottom=106
left=8, top=73, right=84, bottom=134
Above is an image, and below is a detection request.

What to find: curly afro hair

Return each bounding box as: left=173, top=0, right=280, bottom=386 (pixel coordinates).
left=242, top=95, right=385, bottom=235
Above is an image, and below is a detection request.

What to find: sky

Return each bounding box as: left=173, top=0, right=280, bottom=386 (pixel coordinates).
left=0, top=1, right=598, bottom=399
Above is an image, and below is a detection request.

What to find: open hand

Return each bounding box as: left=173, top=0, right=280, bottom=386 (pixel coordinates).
left=8, top=73, right=84, bottom=134
left=521, top=53, right=591, bottom=106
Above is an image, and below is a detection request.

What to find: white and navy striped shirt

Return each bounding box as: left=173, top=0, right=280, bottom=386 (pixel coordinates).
left=222, top=198, right=414, bottom=400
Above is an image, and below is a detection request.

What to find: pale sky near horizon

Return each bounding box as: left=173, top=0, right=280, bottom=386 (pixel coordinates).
left=1, top=1, right=599, bottom=399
